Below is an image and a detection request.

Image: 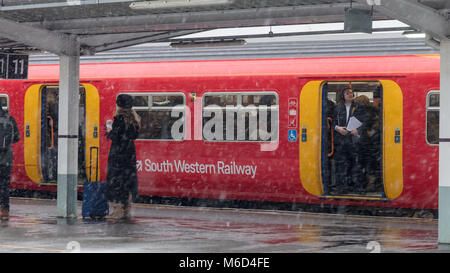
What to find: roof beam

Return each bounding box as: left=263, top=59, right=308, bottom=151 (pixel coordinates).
left=355, top=0, right=450, bottom=40
left=0, top=0, right=136, bottom=11
left=79, top=32, right=166, bottom=47
left=0, top=17, right=79, bottom=55
left=82, top=29, right=206, bottom=53
left=35, top=3, right=383, bottom=32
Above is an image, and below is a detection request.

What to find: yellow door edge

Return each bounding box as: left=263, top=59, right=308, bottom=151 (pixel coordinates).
left=380, top=80, right=404, bottom=199
left=83, top=83, right=100, bottom=182
left=299, top=81, right=325, bottom=196
left=24, top=84, right=44, bottom=183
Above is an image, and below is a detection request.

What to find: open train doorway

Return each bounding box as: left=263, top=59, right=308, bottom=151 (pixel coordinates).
left=322, top=81, right=384, bottom=197
left=40, top=86, right=87, bottom=185
left=24, top=83, right=100, bottom=186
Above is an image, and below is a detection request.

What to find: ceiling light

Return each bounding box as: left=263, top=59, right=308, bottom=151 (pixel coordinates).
left=402, top=30, right=426, bottom=39
left=170, top=39, right=246, bottom=48
left=130, top=0, right=234, bottom=9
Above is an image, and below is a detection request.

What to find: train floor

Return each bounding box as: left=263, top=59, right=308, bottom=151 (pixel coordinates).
left=0, top=197, right=448, bottom=253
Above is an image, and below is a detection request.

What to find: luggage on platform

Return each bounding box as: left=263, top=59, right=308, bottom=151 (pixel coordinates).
left=82, top=181, right=109, bottom=219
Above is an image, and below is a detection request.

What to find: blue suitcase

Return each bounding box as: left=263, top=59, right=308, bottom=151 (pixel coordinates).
left=82, top=181, right=109, bottom=219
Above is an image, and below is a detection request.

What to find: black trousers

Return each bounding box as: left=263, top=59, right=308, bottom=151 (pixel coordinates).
left=334, top=141, right=364, bottom=192
left=0, top=164, right=12, bottom=210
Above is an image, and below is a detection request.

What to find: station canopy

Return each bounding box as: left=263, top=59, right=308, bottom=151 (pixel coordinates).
left=0, top=0, right=449, bottom=56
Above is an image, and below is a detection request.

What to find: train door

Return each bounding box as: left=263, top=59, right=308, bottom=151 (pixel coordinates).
left=299, top=80, right=403, bottom=200
left=24, top=84, right=100, bottom=185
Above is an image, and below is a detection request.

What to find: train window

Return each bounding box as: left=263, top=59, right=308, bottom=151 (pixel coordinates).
left=426, top=91, right=439, bottom=145
left=152, top=95, right=184, bottom=107
left=204, top=94, right=238, bottom=107
left=132, top=95, right=148, bottom=107
left=202, top=92, right=279, bottom=142
left=0, top=95, right=8, bottom=111
left=124, top=93, right=186, bottom=141
left=242, top=94, right=277, bottom=106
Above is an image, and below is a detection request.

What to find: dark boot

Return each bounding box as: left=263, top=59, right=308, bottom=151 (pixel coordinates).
left=121, top=203, right=131, bottom=220
left=106, top=203, right=122, bottom=220
left=1, top=208, right=9, bottom=220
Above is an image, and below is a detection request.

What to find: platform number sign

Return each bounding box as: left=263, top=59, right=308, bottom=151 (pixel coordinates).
left=0, top=53, right=29, bottom=80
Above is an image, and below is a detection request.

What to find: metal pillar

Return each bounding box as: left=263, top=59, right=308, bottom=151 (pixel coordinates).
left=439, top=39, right=450, bottom=243
left=56, top=50, right=80, bottom=218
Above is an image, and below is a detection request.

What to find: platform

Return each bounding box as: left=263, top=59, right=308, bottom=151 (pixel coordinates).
left=0, top=197, right=447, bottom=253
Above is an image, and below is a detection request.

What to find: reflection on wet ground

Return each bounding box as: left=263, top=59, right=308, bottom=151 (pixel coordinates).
left=0, top=198, right=445, bottom=253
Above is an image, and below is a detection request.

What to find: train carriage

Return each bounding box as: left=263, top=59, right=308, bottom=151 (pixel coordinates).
left=0, top=54, right=441, bottom=214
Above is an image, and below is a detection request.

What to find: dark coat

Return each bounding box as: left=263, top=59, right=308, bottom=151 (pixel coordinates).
left=353, top=104, right=376, bottom=147
left=0, top=108, right=20, bottom=168
left=332, top=102, right=357, bottom=147
left=332, top=102, right=366, bottom=190
left=106, top=115, right=139, bottom=204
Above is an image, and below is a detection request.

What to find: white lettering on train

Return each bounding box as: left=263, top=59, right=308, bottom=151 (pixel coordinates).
left=139, top=159, right=257, bottom=179
left=170, top=104, right=278, bottom=141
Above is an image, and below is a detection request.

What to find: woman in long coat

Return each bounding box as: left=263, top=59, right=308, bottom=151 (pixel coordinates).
left=106, top=94, right=140, bottom=219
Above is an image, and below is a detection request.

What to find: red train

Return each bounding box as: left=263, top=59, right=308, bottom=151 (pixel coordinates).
left=0, top=54, right=440, bottom=215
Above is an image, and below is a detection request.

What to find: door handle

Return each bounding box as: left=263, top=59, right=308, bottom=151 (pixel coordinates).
left=301, top=126, right=307, bottom=142
left=395, top=127, right=400, bottom=143
left=93, top=124, right=98, bottom=138
left=26, top=122, right=30, bottom=137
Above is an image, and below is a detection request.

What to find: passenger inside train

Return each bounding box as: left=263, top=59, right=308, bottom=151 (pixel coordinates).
left=40, top=86, right=88, bottom=185
left=323, top=82, right=383, bottom=197
left=43, top=88, right=58, bottom=182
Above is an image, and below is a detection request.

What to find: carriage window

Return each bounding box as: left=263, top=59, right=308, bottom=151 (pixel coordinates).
left=204, top=94, right=237, bottom=107
left=202, top=92, right=278, bottom=142
left=426, top=91, right=439, bottom=145
left=126, top=93, right=185, bottom=140
left=0, top=95, right=8, bottom=111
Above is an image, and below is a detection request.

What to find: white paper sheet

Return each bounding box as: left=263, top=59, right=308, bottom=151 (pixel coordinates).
left=346, top=116, right=362, bottom=131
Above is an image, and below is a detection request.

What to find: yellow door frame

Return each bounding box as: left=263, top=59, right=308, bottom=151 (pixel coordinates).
left=298, top=80, right=403, bottom=200
left=24, top=83, right=100, bottom=183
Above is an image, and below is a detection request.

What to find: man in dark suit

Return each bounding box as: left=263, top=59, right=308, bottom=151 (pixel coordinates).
left=332, top=88, right=364, bottom=194
left=0, top=107, right=20, bottom=220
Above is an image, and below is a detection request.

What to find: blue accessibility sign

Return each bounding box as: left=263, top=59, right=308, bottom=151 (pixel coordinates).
left=288, top=129, right=297, bottom=142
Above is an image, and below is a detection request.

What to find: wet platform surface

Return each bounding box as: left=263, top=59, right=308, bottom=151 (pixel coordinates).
left=0, top=197, right=448, bottom=253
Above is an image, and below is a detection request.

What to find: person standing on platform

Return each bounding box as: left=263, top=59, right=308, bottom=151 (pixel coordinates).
left=0, top=107, right=20, bottom=220
left=105, top=94, right=141, bottom=220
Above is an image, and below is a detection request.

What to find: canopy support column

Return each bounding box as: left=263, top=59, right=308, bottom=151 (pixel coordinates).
left=56, top=40, right=80, bottom=218
left=439, top=39, right=450, bottom=243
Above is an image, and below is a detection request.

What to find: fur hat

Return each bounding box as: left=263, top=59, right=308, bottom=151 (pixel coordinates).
left=116, top=94, right=133, bottom=109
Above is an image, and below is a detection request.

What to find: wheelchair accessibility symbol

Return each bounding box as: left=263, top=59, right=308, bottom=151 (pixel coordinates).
left=288, top=129, right=297, bottom=142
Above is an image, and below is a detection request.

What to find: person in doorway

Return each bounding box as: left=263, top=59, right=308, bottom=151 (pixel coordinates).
left=372, top=89, right=381, bottom=110
left=325, top=98, right=336, bottom=192
left=366, top=90, right=383, bottom=192
left=106, top=94, right=141, bottom=220
left=45, top=91, right=58, bottom=181
left=0, top=107, right=20, bottom=220
left=332, top=88, right=364, bottom=194
left=353, top=95, right=376, bottom=191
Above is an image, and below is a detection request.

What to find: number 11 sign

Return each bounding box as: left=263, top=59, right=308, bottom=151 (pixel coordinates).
left=0, top=53, right=29, bottom=80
